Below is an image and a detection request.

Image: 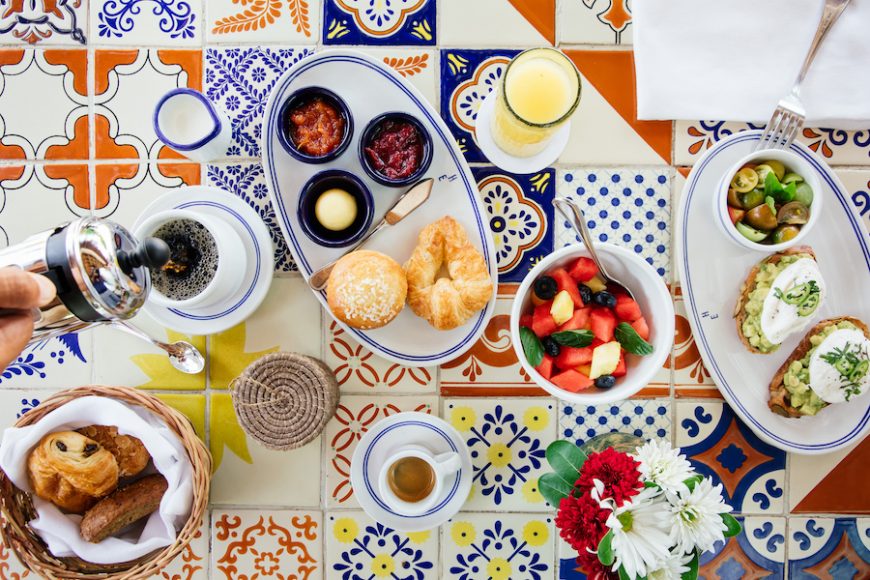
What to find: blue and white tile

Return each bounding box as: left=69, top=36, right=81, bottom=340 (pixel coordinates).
left=0, top=2, right=87, bottom=45
left=473, top=167, right=554, bottom=283
left=788, top=517, right=870, bottom=579
left=834, top=169, right=870, bottom=242
left=323, top=0, right=436, bottom=45
left=205, top=47, right=314, bottom=159
left=0, top=333, right=92, bottom=390
left=556, top=168, right=672, bottom=281
left=0, top=388, right=60, bottom=426
left=557, top=399, right=671, bottom=448
left=443, top=513, right=555, bottom=580
left=698, top=516, right=786, bottom=580
left=676, top=402, right=786, bottom=515
left=439, top=49, right=519, bottom=163
left=91, top=0, right=202, bottom=45
left=444, top=398, right=557, bottom=511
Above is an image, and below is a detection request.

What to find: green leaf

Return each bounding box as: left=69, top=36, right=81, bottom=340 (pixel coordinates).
left=520, top=326, right=544, bottom=368
left=721, top=513, right=742, bottom=538
left=546, top=440, right=588, bottom=482
left=551, top=329, right=594, bottom=348
left=683, top=474, right=703, bottom=491
left=644, top=480, right=660, bottom=490
left=614, top=322, right=654, bottom=356
left=617, top=565, right=631, bottom=580
left=597, top=531, right=614, bottom=566
left=781, top=181, right=797, bottom=202
left=680, top=550, right=700, bottom=580
left=538, top=472, right=574, bottom=507
left=764, top=171, right=782, bottom=198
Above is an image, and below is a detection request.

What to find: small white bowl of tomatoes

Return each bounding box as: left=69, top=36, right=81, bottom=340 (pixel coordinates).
left=511, top=244, right=674, bottom=404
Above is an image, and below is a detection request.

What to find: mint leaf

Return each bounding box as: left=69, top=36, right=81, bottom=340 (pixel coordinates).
left=551, top=329, right=594, bottom=348
left=781, top=181, right=797, bottom=202
left=614, top=322, right=654, bottom=356
left=764, top=171, right=782, bottom=198
left=520, top=326, right=544, bottom=368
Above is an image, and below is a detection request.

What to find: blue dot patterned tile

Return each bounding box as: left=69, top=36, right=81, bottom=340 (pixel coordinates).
left=323, top=0, right=436, bottom=45
left=558, top=399, right=671, bottom=448
left=556, top=169, right=672, bottom=281
left=676, top=401, right=786, bottom=515
left=472, top=166, right=554, bottom=283
left=439, top=49, right=520, bottom=163
left=788, top=518, right=870, bottom=579
left=205, top=47, right=314, bottom=159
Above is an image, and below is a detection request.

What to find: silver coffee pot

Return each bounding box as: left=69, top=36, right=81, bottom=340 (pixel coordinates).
left=0, top=217, right=204, bottom=374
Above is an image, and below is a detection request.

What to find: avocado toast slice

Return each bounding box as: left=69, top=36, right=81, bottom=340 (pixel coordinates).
left=733, top=246, right=818, bottom=354
left=768, top=316, right=870, bottom=418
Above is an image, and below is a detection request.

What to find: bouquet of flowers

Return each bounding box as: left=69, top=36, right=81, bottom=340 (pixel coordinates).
left=538, top=436, right=740, bottom=580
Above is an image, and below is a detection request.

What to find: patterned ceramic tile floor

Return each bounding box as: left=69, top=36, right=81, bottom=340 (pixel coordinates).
left=0, top=2, right=868, bottom=579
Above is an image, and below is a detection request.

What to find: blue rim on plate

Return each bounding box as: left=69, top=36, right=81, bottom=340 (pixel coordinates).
left=680, top=130, right=870, bottom=453
left=359, top=112, right=434, bottom=187
left=153, top=88, right=222, bottom=152
left=276, top=86, right=354, bottom=164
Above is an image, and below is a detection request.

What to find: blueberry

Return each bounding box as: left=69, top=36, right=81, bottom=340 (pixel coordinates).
left=595, top=375, right=616, bottom=389
left=534, top=276, right=558, bottom=300
left=542, top=337, right=561, bottom=357
left=592, top=291, right=617, bottom=308
left=578, top=284, right=593, bottom=305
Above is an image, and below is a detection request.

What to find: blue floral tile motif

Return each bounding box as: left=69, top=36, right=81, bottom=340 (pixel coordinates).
left=205, top=47, right=313, bottom=158
left=446, top=515, right=554, bottom=580
left=788, top=518, right=870, bottom=579
left=439, top=49, right=520, bottom=163
left=0, top=1, right=86, bottom=44
left=0, top=334, right=86, bottom=386
left=16, top=398, right=41, bottom=419
left=95, top=0, right=197, bottom=40
left=676, top=402, right=786, bottom=515
left=323, top=0, right=436, bottom=45
left=556, top=169, right=671, bottom=281
left=473, top=167, right=554, bottom=283
left=207, top=163, right=295, bottom=273
left=558, top=400, right=671, bottom=448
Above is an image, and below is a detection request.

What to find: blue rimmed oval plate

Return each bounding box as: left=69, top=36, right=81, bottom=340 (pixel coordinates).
left=262, top=49, right=497, bottom=367
left=676, top=130, right=870, bottom=455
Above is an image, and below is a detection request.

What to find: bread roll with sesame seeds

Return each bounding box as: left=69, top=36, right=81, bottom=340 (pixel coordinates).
left=326, top=250, right=407, bottom=329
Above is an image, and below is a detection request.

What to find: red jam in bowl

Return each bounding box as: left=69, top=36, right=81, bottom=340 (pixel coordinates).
left=288, top=97, right=346, bottom=157
left=364, top=120, right=424, bottom=180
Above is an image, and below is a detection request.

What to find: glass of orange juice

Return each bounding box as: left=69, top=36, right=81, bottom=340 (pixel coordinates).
left=491, top=48, right=581, bottom=158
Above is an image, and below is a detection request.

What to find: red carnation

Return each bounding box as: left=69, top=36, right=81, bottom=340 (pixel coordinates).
left=575, top=448, right=642, bottom=506
left=575, top=547, right=619, bottom=580
left=554, top=493, right=610, bottom=553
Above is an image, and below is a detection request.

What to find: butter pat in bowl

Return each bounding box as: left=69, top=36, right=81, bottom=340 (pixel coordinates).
left=298, top=170, right=373, bottom=247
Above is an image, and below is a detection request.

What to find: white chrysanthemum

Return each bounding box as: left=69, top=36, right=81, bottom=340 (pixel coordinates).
left=668, top=477, right=732, bottom=554
left=633, top=440, right=695, bottom=493
left=647, top=551, right=692, bottom=580
left=594, top=482, right=672, bottom=579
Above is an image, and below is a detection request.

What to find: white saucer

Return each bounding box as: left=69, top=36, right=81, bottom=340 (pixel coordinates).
left=474, top=89, right=571, bottom=175
left=133, top=186, right=274, bottom=335
left=351, top=412, right=472, bottom=532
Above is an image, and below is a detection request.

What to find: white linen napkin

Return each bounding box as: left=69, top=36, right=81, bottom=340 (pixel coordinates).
left=0, top=397, right=193, bottom=565
left=634, top=0, right=870, bottom=129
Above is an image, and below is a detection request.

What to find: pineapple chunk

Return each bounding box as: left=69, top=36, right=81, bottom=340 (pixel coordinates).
left=586, top=275, right=607, bottom=293
left=590, top=341, right=621, bottom=379
left=550, top=290, right=574, bottom=325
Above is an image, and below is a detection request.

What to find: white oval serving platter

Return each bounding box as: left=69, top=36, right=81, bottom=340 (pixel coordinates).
left=676, top=130, right=870, bottom=455
left=262, top=49, right=497, bottom=367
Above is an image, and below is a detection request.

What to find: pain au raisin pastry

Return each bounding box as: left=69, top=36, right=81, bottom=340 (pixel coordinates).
left=77, top=425, right=150, bottom=478
left=27, top=431, right=119, bottom=514
left=80, top=474, right=168, bottom=543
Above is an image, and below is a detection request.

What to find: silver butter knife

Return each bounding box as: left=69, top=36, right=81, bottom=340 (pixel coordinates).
left=308, top=177, right=433, bottom=291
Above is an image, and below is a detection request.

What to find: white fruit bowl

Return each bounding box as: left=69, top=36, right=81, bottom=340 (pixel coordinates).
left=510, top=244, right=674, bottom=404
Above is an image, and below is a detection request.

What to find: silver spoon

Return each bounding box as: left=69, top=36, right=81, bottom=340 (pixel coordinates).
left=553, top=197, right=637, bottom=300
left=111, top=320, right=205, bottom=374
left=308, top=177, right=434, bottom=291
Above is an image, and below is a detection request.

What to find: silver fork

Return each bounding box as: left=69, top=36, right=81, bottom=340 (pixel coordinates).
left=754, top=0, right=851, bottom=151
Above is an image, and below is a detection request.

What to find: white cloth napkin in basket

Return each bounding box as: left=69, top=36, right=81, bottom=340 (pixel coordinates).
left=0, top=397, right=193, bottom=565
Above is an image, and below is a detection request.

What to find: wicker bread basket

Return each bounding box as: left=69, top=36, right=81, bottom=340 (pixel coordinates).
left=0, top=386, right=211, bottom=580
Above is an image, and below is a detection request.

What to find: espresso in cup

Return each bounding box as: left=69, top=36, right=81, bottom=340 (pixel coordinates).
left=387, top=456, right=435, bottom=503
left=151, top=218, right=219, bottom=301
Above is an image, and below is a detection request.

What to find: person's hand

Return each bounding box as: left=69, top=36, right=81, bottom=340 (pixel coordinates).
left=0, top=268, right=57, bottom=370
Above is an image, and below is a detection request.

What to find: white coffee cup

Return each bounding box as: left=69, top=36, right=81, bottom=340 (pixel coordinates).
left=153, top=88, right=232, bottom=163
left=378, top=445, right=461, bottom=516
left=135, top=209, right=244, bottom=310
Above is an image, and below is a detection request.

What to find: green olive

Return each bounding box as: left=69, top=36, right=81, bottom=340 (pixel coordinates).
left=741, top=189, right=765, bottom=209
left=771, top=225, right=800, bottom=244
left=745, top=203, right=778, bottom=230
left=731, top=167, right=759, bottom=193
left=777, top=201, right=810, bottom=225
left=727, top=188, right=743, bottom=208
left=794, top=182, right=814, bottom=207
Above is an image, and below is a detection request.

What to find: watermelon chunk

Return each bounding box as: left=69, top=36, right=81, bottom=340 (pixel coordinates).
left=614, top=295, right=642, bottom=322
left=551, top=369, right=594, bottom=392
left=590, top=308, right=617, bottom=343
left=555, top=346, right=594, bottom=369
left=557, top=308, right=591, bottom=332
left=531, top=303, right=558, bottom=338
left=520, top=314, right=533, bottom=329
left=612, top=353, right=626, bottom=377
left=550, top=268, right=584, bottom=308
left=536, top=355, right=554, bottom=380
left=631, top=316, right=650, bottom=341
left=567, top=256, right=599, bottom=283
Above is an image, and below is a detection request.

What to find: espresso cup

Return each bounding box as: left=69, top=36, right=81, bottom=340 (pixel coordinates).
left=378, top=445, right=461, bottom=516
left=135, top=209, right=244, bottom=310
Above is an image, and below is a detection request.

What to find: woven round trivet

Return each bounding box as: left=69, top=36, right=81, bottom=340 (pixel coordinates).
left=231, top=352, right=340, bottom=450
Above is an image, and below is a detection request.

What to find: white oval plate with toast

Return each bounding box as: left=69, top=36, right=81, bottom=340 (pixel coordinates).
left=262, top=49, right=497, bottom=367
left=676, top=130, right=870, bottom=454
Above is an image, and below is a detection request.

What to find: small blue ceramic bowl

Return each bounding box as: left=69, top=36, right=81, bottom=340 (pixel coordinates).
left=359, top=112, right=433, bottom=187
left=278, top=87, right=353, bottom=164
left=298, top=170, right=374, bottom=247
